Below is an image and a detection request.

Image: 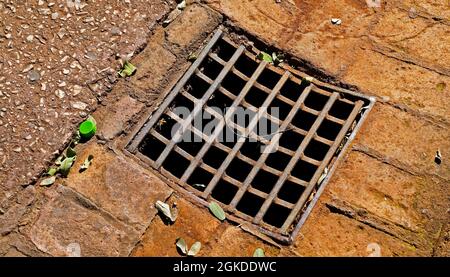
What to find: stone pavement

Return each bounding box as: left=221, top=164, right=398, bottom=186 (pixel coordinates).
left=1, top=1, right=448, bottom=256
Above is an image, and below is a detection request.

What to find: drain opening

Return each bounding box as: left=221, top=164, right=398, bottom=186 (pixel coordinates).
left=280, top=78, right=308, bottom=101
left=185, top=74, right=210, bottom=98
left=317, top=119, right=342, bottom=141
left=237, top=192, right=265, bottom=217
left=226, top=158, right=253, bottom=182
left=212, top=179, right=238, bottom=205
left=187, top=167, right=213, bottom=191
left=234, top=55, right=258, bottom=77
left=279, top=130, right=305, bottom=151
left=266, top=151, right=291, bottom=171
left=292, top=159, right=318, bottom=182
left=204, top=146, right=228, bottom=168
left=264, top=203, right=291, bottom=228
left=257, top=68, right=281, bottom=89
left=305, top=140, right=330, bottom=161
left=251, top=170, right=279, bottom=194
left=292, top=110, right=316, bottom=131
left=278, top=180, right=305, bottom=204
left=127, top=29, right=373, bottom=243
left=139, top=135, right=165, bottom=161
left=162, top=151, right=190, bottom=179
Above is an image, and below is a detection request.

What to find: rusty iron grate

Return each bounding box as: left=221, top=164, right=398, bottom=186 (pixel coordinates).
left=126, top=29, right=375, bottom=243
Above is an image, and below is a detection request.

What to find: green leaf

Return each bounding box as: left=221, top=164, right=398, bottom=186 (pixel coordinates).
left=66, top=146, right=77, bottom=158
left=176, top=238, right=188, bottom=255
left=257, top=51, right=273, bottom=63
left=436, top=82, right=446, bottom=92
left=209, top=201, right=226, bottom=221
left=192, top=183, right=206, bottom=189
left=118, top=61, right=137, bottom=77
left=59, top=157, right=76, bottom=177
left=79, top=155, right=94, bottom=172
left=253, top=248, right=265, bottom=257
left=188, top=241, right=202, bottom=257
left=47, top=167, right=57, bottom=176
left=40, top=176, right=56, bottom=187
left=155, top=200, right=177, bottom=223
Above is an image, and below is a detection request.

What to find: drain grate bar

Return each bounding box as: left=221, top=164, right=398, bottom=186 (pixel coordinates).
left=281, top=99, right=364, bottom=232
left=127, top=30, right=224, bottom=153
left=154, top=45, right=245, bottom=168
left=127, top=29, right=374, bottom=243
left=163, top=109, right=305, bottom=187
left=192, top=70, right=338, bottom=151
left=201, top=71, right=292, bottom=197
left=180, top=61, right=268, bottom=183
left=253, top=92, right=338, bottom=224
left=229, top=84, right=314, bottom=208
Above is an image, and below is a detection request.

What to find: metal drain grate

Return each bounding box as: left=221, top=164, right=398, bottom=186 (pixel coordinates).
left=126, top=29, right=374, bottom=243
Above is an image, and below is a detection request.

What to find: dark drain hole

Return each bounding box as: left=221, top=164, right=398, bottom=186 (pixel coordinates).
left=329, top=99, right=354, bottom=120
left=222, top=72, right=246, bottom=96
left=292, top=159, right=318, bottom=182
left=264, top=203, right=291, bottom=228
left=278, top=180, right=305, bottom=204
left=240, top=139, right=263, bottom=161
left=257, top=68, right=280, bottom=89
left=245, top=86, right=267, bottom=107
left=268, top=98, right=291, bottom=120
left=129, top=30, right=372, bottom=239
left=304, top=140, right=330, bottom=161
left=279, top=130, right=305, bottom=151
left=219, top=127, right=238, bottom=149
left=292, top=110, right=316, bottom=131
left=187, top=167, right=213, bottom=191
left=251, top=170, right=278, bottom=194
left=266, top=151, right=291, bottom=171
left=234, top=55, right=258, bottom=77
left=304, top=91, right=328, bottom=111
left=317, top=119, right=342, bottom=141
left=171, top=93, right=194, bottom=112
left=212, top=39, right=236, bottom=62
left=225, top=158, right=253, bottom=182
left=280, top=78, right=309, bottom=102
left=155, top=114, right=177, bottom=140
left=207, top=90, right=233, bottom=110
left=212, top=179, right=238, bottom=205
left=162, top=151, right=190, bottom=179
left=186, top=74, right=210, bottom=99
left=237, top=192, right=265, bottom=217
left=177, top=132, right=204, bottom=156
left=138, top=135, right=165, bottom=161
left=203, top=146, right=228, bottom=168
left=199, top=57, right=223, bottom=80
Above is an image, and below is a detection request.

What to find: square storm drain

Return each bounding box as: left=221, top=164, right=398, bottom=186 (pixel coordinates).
left=126, top=29, right=374, bottom=243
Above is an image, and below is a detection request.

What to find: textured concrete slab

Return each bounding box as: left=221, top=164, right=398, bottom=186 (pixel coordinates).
left=29, top=185, right=140, bottom=256
left=66, top=143, right=173, bottom=231
left=131, top=195, right=222, bottom=257
left=292, top=201, right=424, bottom=256
left=355, top=104, right=450, bottom=179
